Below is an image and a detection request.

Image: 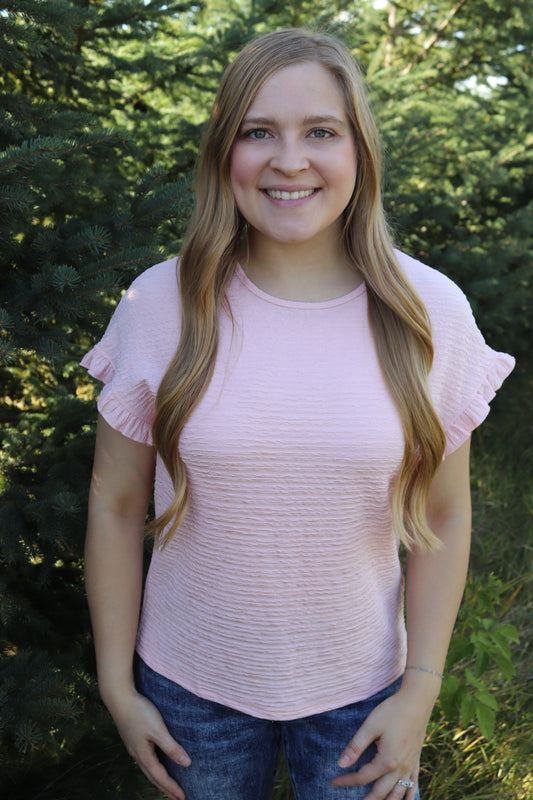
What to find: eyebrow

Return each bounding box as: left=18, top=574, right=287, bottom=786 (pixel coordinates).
left=241, top=114, right=348, bottom=128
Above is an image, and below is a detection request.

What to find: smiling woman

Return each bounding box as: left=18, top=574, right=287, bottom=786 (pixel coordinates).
left=229, top=62, right=358, bottom=278
left=81, top=27, right=514, bottom=800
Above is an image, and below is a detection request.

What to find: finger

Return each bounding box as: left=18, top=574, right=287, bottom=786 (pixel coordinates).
left=139, top=698, right=192, bottom=769
left=334, top=771, right=414, bottom=800
left=334, top=745, right=402, bottom=788
left=406, top=764, right=419, bottom=800
left=367, top=769, right=419, bottom=800
left=388, top=764, right=419, bottom=800
left=159, top=731, right=192, bottom=768
left=138, top=748, right=187, bottom=800
left=337, top=717, right=380, bottom=769
left=350, top=753, right=400, bottom=788
left=331, top=773, right=363, bottom=788
left=332, top=748, right=415, bottom=792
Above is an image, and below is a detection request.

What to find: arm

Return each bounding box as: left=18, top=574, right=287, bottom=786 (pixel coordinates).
left=332, top=437, right=472, bottom=798
left=85, top=415, right=190, bottom=800
left=403, top=434, right=472, bottom=687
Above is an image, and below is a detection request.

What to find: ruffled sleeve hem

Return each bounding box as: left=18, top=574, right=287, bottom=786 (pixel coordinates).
left=80, top=347, right=115, bottom=384
left=97, top=391, right=154, bottom=446
left=80, top=347, right=154, bottom=446
left=444, top=351, right=515, bottom=456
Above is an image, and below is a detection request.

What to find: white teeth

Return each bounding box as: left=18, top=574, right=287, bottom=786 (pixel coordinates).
left=265, top=189, right=315, bottom=200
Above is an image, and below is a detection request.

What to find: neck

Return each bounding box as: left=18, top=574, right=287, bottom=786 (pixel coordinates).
left=242, top=231, right=362, bottom=302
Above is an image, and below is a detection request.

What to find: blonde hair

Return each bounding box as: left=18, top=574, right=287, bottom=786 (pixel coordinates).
left=151, top=28, right=446, bottom=550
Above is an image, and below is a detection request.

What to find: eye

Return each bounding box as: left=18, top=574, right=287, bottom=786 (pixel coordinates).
left=243, top=128, right=271, bottom=140
left=309, top=128, right=334, bottom=139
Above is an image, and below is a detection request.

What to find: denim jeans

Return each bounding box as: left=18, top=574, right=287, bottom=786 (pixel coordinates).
left=134, top=656, right=421, bottom=800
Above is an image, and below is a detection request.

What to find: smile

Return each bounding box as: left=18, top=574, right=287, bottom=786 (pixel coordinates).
left=264, top=189, right=316, bottom=200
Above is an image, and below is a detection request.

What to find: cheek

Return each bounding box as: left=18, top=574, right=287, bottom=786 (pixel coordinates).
left=229, top=144, right=256, bottom=200
left=337, top=147, right=357, bottom=202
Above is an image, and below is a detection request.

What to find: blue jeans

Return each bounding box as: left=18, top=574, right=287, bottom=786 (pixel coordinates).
left=134, top=656, right=421, bottom=800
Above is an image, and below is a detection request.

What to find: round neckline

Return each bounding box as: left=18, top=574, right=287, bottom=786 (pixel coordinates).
left=235, top=263, right=366, bottom=309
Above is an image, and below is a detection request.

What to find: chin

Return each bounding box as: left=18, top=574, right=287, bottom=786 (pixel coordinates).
left=271, top=231, right=317, bottom=244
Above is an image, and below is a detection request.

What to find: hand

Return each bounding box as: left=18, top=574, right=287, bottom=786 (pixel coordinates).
left=331, top=681, right=437, bottom=799
left=106, top=687, right=191, bottom=800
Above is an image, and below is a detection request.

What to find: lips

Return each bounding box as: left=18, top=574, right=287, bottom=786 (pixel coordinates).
left=263, top=188, right=317, bottom=200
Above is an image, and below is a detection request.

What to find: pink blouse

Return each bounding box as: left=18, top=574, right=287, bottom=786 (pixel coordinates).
left=81, top=251, right=514, bottom=719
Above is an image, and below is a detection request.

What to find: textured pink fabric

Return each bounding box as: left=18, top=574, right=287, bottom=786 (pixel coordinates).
left=81, top=251, right=514, bottom=720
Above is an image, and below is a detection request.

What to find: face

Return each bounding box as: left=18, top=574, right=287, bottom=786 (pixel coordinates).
left=229, top=61, right=357, bottom=253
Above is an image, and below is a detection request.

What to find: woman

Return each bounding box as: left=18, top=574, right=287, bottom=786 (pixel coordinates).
left=82, top=28, right=514, bottom=800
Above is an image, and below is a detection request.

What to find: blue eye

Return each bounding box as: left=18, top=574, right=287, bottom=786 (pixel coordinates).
left=245, top=129, right=271, bottom=140
left=310, top=128, right=333, bottom=139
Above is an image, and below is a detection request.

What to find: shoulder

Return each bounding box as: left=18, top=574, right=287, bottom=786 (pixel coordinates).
left=394, top=249, right=474, bottom=329
left=393, top=251, right=515, bottom=453
left=93, top=256, right=181, bottom=367
left=111, top=257, right=181, bottom=336
left=121, top=257, right=180, bottom=309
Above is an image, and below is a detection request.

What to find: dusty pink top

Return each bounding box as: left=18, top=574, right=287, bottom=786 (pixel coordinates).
left=81, top=251, right=514, bottom=720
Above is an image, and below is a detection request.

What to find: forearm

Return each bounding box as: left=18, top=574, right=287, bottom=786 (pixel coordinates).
left=85, top=506, right=145, bottom=708
left=401, top=438, right=472, bottom=706
left=404, top=514, right=471, bottom=679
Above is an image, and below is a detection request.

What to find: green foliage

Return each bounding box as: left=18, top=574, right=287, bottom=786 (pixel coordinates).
left=353, top=0, right=533, bottom=363
left=0, top=1, right=197, bottom=795
left=439, top=574, right=520, bottom=739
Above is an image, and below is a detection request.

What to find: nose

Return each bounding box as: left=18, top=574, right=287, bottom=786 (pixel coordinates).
left=270, top=137, right=309, bottom=175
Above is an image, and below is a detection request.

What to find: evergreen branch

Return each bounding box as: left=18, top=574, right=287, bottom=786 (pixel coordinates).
left=59, top=227, right=113, bottom=257
left=97, top=0, right=197, bottom=30
left=0, top=307, right=14, bottom=332
left=0, top=132, right=128, bottom=174
left=0, top=94, right=96, bottom=133
left=1, top=0, right=95, bottom=38
left=0, top=183, right=32, bottom=211
left=135, top=167, right=168, bottom=200
left=401, top=0, right=470, bottom=75
left=81, top=248, right=165, bottom=282
left=133, top=181, right=193, bottom=224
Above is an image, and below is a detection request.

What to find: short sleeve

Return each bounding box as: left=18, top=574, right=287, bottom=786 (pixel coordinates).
left=438, top=335, right=514, bottom=458
left=426, top=285, right=514, bottom=456
left=397, top=251, right=515, bottom=457
left=80, top=258, right=181, bottom=445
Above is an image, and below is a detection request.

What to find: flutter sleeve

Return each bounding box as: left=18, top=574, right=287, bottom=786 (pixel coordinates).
left=424, top=270, right=515, bottom=456
left=80, top=259, right=181, bottom=445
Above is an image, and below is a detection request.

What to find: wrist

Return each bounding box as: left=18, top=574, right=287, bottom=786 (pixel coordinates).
left=400, top=666, right=442, bottom=705
left=98, top=670, right=138, bottom=711
left=405, top=664, right=444, bottom=680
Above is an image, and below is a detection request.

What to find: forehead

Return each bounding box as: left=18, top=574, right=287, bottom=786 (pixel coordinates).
left=244, top=61, right=348, bottom=118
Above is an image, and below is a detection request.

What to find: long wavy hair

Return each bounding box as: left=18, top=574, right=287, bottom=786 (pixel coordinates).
left=150, top=28, right=446, bottom=550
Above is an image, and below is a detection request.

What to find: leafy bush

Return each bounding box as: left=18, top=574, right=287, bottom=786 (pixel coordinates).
left=439, top=573, right=521, bottom=739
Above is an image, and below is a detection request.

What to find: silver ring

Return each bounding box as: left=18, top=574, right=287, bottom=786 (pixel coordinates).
left=398, top=779, right=415, bottom=788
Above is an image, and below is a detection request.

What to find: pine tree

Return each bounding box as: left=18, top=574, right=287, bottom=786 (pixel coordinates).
left=349, top=0, right=533, bottom=361
left=0, top=2, right=196, bottom=797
